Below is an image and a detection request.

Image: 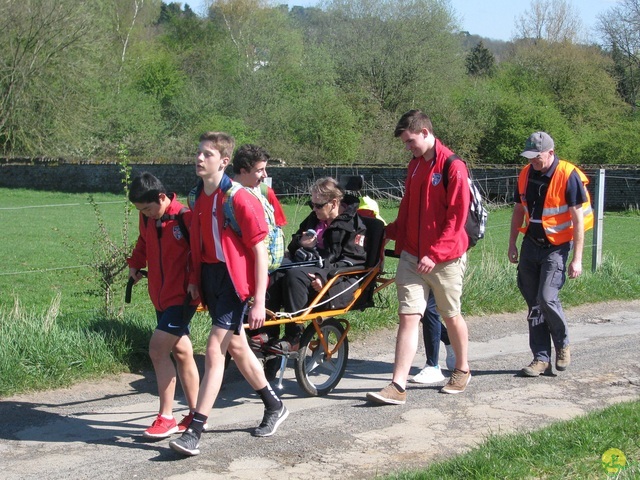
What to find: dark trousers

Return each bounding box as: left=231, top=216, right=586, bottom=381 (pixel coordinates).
left=264, top=266, right=323, bottom=339
left=421, top=290, right=450, bottom=367
left=517, top=236, right=571, bottom=362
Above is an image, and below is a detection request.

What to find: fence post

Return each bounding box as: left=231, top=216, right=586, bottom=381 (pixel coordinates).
left=591, top=169, right=605, bottom=272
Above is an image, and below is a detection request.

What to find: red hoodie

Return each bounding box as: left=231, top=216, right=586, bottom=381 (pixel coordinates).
left=127, top=194, right=194, bottom=311
left=386, top=138, right=470, bottom=264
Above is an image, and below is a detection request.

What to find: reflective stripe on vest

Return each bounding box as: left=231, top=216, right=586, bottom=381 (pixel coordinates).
left=517, top=160, right=594, bottom=245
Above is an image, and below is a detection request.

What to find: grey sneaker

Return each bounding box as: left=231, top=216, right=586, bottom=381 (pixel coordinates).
left=253, top=405, right=289, bottom=437
left=366, top=383, right=407, bottom=405
left=521, top=359, right=552, bottom=377
left=556, top=345, right=571, bottom=371
left=169, top=428, right=201, bottom=456
left=440, top=369, right=471, bottom=394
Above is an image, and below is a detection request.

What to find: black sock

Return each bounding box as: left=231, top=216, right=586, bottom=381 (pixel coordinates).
left=189, top=412, right=208, bottom=436
left=257, top=384, right=282, bottom=411
left=392, top=382, right=405, bottom=393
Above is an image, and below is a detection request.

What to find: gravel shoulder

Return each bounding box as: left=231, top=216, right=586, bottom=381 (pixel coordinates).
left=1, top=300, right=639, bottom=480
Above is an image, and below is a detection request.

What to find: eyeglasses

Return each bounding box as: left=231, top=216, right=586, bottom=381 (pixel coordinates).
left=307, top=200, right=329, bottom=210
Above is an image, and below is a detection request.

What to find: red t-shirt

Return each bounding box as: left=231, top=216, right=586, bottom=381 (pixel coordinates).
left=198, top=191, right=223, bottom=263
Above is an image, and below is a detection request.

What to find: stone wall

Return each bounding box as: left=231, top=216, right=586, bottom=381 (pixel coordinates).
left=1, top=160, right=639, bottom=209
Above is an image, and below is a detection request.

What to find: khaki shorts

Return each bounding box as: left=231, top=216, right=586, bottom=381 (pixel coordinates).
left=396, top=251, right=467, bottom=319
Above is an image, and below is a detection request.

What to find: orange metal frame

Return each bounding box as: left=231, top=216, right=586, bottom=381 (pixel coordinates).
left=251, top=257, right=396, bottom=359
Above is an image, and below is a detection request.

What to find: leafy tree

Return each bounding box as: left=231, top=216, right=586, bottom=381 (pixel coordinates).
left=133, top=50, right=186, bottom=108
left=577, top=115, right=640, bottom=164
left=479, top=94, right=572, bottom=164
left=0, top=0, right=100, bottom=155
left=321, top=0, right=465, bottom=114
left=509, top=41, right=624, bottom=127
left=303, top=0, right=467, bottom=164
left=598, top=0, right=640, bottom=110
left=188, top=0, right=360, bottom=164
left=514, top=0, right=583, bottom=44
left=158, top=2, right=195, bottom=23
left=466, top=41, right=496, bottom=77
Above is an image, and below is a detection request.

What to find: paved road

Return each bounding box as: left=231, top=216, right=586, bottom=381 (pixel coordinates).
left=1, top=301, right=639, bottom=479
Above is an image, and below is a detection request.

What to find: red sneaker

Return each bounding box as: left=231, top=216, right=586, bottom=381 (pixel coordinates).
left=177, top=412, right=193, bottom=433
left=178, top=412, right=208, bottom=433
left=143, top=414, right=178, bottom=439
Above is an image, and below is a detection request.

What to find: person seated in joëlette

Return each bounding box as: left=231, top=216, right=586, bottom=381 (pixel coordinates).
left=265, top=177, right=367, bottom=354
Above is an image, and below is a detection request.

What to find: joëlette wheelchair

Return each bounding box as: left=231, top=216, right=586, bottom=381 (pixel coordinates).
left=252, top=177, right=394, bottom=396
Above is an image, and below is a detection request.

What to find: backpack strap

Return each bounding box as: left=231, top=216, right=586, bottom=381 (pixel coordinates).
left=187, top=179, right=204, bottom=210
left=442, top=154, right=463, bottom=190
left=175, top=207, right=189, bottom=243
left=154, top=207, right=190, bottom=243
left=220, top=176, right=243, bottom=236
left=158, top=207, right=190, bottom=243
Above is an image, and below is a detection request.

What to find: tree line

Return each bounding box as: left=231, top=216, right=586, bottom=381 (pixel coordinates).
left=1, top=0, right=639, bottom=166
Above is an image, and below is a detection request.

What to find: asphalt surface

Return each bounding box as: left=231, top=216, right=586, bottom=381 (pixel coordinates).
left=1, top=300, right=639, bottom=479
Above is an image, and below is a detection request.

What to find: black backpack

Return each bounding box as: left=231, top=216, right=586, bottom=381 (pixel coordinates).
left=443, top=155, right=488, bottom=248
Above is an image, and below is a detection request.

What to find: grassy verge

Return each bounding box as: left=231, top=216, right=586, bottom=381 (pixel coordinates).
left=385, top=400, right=640, bottom=479
left=0, top=190, right=639, bottom=395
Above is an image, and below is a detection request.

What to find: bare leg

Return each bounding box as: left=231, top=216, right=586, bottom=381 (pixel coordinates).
left=391, top=313, right=422, bottom=389
left=227, top=332, right=269, bottom=391
left=172, top=335, right=200, bottom=411
left=193, top=326, right=234, bottom=416
left=442, top=314, right=469, bottom=371
left=149, top=330, right=180, bottom=417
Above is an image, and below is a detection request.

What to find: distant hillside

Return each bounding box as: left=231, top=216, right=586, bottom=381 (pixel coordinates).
left=460, top=32, right=513, bottom=61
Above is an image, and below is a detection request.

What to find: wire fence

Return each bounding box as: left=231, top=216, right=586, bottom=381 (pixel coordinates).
left=0, top=175, right=640, bottom=277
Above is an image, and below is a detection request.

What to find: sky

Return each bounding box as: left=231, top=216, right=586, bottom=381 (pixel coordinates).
left=189, top=0, right=622, bottom=42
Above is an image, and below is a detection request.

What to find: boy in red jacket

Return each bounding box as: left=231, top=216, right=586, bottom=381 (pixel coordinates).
left=366, top=109, right=472, bottom=405
left=127, top=172, right=200, bottom=438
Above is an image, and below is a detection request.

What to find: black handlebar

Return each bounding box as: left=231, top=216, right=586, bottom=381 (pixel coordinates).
left=125, top=270, right=147, bottom=303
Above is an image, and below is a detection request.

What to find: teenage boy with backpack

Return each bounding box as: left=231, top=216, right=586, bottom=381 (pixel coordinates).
left=230, top=144, right=288, bottom=379
left=366, top=109, right=472, bottom=405
left=127, top=172, right=201, bottom=439
left=169, top=132, right=288, bottom=457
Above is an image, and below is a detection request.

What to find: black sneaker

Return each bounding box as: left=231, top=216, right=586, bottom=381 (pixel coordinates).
left=252, top=405, right=289, bottom=437
left=169, top=428, right=201, bottom=456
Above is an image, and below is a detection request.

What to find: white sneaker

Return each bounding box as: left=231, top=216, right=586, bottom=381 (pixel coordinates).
left=410, top=365, right=445, bottom=384
left=445, top=344, right=456, bottom=371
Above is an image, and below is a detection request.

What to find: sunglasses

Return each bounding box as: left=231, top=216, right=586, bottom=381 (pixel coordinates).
left=307, top=200, right=329, bottom=210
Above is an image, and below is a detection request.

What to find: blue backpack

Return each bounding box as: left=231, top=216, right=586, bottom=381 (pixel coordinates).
left=188, top=177, right=284, bottom=272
